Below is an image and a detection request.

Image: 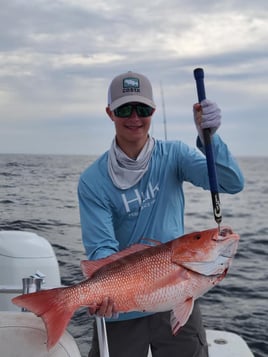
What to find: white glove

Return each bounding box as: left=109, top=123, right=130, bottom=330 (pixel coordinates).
left=193, top=99, right=221, bottom=144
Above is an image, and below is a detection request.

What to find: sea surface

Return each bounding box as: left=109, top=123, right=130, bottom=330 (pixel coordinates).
left=0, top=153, right=267, bottom=357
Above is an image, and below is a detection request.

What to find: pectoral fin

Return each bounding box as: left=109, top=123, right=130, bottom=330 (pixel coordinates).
left=170, top=297, right=195, bottom=335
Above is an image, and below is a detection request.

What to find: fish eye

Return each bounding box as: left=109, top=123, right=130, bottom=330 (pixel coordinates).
left=194, top=234, right=201, bottom=240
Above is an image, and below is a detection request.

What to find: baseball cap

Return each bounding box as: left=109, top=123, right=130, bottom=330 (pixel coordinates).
left=107, top=71, right=156, bottom=111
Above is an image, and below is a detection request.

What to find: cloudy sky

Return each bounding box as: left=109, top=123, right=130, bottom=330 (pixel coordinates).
left=1, top=0, right=267, bottom=156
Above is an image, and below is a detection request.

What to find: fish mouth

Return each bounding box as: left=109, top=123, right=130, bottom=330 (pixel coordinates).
left=216, top=227, right=240, bottom=258
left=216, top=227, right=235, bottom=240
left=219, top=227, right=234, bottom=237
left=219, top=241, right=239, bottom=258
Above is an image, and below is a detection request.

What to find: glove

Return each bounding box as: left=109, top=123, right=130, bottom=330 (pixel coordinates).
left=193, top=99, right=221, bottom=144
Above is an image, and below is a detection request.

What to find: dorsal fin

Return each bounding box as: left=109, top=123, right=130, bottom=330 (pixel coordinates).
left=81, top=243, right=152, bottom=278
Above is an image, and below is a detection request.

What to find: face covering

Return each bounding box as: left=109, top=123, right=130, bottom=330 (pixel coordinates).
left=108, top=136, right=155, bottom=189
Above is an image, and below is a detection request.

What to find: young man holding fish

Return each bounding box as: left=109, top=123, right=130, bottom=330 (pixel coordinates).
left=78, top=71, right=244, bottom=357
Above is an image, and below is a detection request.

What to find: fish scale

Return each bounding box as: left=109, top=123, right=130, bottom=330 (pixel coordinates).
left=81, top=244, right=174, bottom=308
left=12, top=226, right=240, bottom=350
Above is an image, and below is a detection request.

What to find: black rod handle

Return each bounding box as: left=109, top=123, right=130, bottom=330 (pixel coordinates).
left=193, top=68, right=222, bottom=225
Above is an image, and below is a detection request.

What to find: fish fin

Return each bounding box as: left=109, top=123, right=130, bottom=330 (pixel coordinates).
left=12, top=288, right=75, bottom=350
left=80, top=260, right=111, bottom=278
left=179, top=256, right=231, bottom=276
left=138, top=237, right=162, bottom=246
left=171, top=297, right=195, bottom=335
left=81, top=243, right=151, bottom=278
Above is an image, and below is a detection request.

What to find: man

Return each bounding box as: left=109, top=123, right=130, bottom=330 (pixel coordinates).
left=78, top=71, right=244, bottom=357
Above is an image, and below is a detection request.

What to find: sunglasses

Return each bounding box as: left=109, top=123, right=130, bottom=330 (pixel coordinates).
left=114, top=103, right=154, bottom=118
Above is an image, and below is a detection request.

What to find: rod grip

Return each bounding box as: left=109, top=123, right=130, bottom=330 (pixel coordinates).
left=193, top=68, right=206, bottom=102
left=193, top=68, right=222, bottom=224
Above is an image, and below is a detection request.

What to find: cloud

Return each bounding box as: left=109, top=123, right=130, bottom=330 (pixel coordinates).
left=0, top=0, right=267, bottom=155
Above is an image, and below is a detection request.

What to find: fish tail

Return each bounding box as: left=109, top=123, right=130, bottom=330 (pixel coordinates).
left=12, top=287, right=75, bottom=350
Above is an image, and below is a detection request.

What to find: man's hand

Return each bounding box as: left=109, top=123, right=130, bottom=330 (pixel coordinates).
left=193, top=99, right=221, bottom=144
left=89, top=297, right=119, bottom=319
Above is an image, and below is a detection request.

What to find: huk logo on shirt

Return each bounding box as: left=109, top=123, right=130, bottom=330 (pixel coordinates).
left=121, top=182, right=160, bottom=214
left=123, top=77, right=140, bottom=93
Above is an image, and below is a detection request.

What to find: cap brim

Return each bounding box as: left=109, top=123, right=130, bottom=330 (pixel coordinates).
left=109, top=95, right=156, bottom=111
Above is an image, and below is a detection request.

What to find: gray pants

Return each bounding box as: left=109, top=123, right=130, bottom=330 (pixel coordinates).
left=88, top=301, right=208, bottom=357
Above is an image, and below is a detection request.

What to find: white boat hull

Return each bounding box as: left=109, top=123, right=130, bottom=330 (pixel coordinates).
left=0, top=311, right=254, bottom=357
left=206, top=329, right=254, bottom=357
left=0, top=311, right=81, bottom=357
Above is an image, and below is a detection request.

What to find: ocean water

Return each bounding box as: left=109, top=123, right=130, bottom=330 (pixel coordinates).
left=0, top=153, right=267, bottom=357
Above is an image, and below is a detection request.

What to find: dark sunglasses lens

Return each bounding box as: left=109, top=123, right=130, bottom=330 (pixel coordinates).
left=114, top=104, right=153, bottom=118
left=114, top=105, right=132, bottom=118
left=136, top=105, right=154, bottom=117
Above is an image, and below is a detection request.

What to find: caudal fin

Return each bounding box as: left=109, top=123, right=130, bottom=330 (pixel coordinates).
left=12, top=287, right=75, bottom=350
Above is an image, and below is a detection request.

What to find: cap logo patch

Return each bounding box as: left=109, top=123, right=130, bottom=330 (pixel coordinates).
left=123, top=77, right=140, bottom=93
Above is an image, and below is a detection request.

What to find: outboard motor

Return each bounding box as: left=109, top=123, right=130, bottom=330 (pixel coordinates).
left=0, top=230, right=61, bottom=311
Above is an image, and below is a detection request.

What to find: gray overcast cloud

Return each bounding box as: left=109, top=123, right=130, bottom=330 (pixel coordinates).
left=1, top=0, right=267, bottom=156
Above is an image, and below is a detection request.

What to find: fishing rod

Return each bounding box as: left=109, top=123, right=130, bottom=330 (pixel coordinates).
left=96, top=316, right=110, bottom=357
left=160, top=81, right=168, bottom=140
left=193, top=68, right=222, bottom=230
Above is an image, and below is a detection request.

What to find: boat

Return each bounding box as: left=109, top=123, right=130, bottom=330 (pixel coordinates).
left=0, top=230, right=254, bottom=357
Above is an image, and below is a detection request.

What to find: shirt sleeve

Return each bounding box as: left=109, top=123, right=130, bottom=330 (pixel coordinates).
left=179, top=134, right=244, bottom=193
left=78, top=177, right=119, bottom=261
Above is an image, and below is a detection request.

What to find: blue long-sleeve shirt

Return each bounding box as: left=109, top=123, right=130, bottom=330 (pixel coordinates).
left=78, top=135, right=244, bottom=321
